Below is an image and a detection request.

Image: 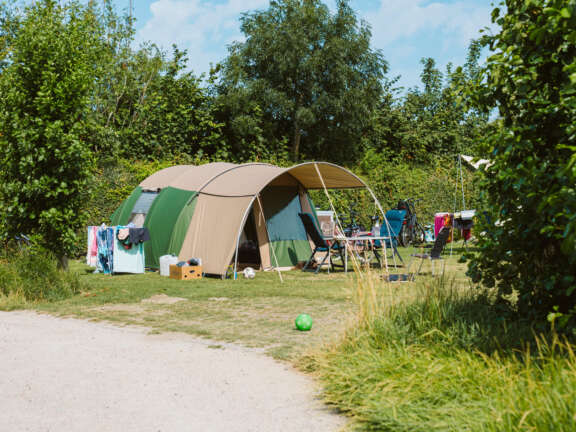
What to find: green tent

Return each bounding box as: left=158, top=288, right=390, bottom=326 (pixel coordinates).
left=111, top=162, right=374, bottom=277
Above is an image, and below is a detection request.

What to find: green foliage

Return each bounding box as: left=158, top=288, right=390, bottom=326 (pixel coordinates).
left=86, top=157, right=185, bottom=229
left=122, top=47, right=225, bottom=160
left=369, top=42, right=490, bottom=163
left=309, top=277, right=576, bottom=431
left=216, top=0, right=387, bottom=162
left=95, top=43, right=225, bottom=160
left=0, top=0, right=104, bottom=260
left=467, top=0, right=576, bottom=325
left=0, top=245, right=82, bottom=304
left=309, top=152, right=479, bottom=230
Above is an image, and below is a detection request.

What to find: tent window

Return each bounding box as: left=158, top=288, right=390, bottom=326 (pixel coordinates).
left=130, top=191, right=158, bottom=227
left=132, top=191, right=158, bottom=214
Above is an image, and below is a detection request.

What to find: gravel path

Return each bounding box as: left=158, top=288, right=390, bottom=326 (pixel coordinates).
left=0, top=311, right=344, bottom=432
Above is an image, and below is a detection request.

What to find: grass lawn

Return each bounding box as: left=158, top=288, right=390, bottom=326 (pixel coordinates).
left=35, top=260, right=358, bottom=360
left=5, top=241, right=574, bottom=431
left=25, top=241, right=576, bottom=432
left=28, top=244, right=469, bottom=360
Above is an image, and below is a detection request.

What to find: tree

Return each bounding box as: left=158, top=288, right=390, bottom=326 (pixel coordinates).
left=468, top=0, right=576, bottom=325
left=96, top=44, right=225, bottom=160
left=216, top=0, right=387, bottom=162
left=0, top=0, right=105, bottom=267
left=368, top=44, right=489, bottom=163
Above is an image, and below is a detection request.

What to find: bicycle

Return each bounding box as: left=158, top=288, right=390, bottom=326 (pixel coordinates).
left=337, top=202, right=365, bottom=238
left=396, top=198, right=426, bottom=246
left=336, top=202, right=372, bottom=266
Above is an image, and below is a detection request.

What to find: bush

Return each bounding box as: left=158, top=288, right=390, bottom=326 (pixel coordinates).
left=468, top=1, right=576, bottom=326
left=0, top=245, right=83, bottom=304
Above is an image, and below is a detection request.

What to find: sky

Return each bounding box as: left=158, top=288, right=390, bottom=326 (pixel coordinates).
left=114, top=0, right=495, bottom=91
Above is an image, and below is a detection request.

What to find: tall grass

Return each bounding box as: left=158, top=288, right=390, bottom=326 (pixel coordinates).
left=309, top=272, right=576, bottom=431
left=0, top=245, right=83, bottom=308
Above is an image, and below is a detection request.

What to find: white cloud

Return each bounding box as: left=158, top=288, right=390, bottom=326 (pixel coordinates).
left=363, top=0, right=494, bottom=89
left=136, top=0, right=268, bottom=76
left=134, top=0, right=495, bottom=88
left=365, top=0, right=492, bottom=49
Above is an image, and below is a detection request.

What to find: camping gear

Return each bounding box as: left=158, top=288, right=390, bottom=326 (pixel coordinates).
left=295, top=314, right=313, bottom=331
left=370, top=217, right=380, bottom=238
left=373, top=209, right=406, bottom=266
left=89, top=225, right=146, bottom=274
left=396, top=198, right=425, bottom=246
left=159, top=255, right=179, bottom=276
left=424, top=225, right=434, bottom=242
left=298, top=212, right=345, bottom=274
left=316, top=210, right=335, bottom=237
left=382, top=273, right=412, bottom=282
left=451, top=155, right=477, bottom=254
left=409, top=226, right=451, bottom=276
left=169, top=264, right=202, bottom=280
left=454, top=211, right=475, bottom=241
left=434, top=213, right=451, bottom=238
left=458, top=210, right=476, bottom=220
left=110, top=162, right=387, bottom=278
left=113, top=227, right=145, bottom=274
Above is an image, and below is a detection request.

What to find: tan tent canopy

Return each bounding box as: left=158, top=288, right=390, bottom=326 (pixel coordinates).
left=121, top=162, right=379, bottom=277
left=139, top=162, right=366, bottom=194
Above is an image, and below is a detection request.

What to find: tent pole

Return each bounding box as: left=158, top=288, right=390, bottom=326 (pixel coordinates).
left=450, top=154, right=460, bottom=257
left=313, top=164, right=390, bottom=277
left=233, top=194, right=283, bottom=283
left=357, top=178, right=391, bottom=274
left=312, top=164, right=357, bottom=274
left=460, top=155, right=466, bottom=210
left=256, top=195, right=283, bottom=283
left=233, top=195, right=258, bottom=280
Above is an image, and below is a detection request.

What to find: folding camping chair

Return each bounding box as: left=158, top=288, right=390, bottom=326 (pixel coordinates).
left=373, top=209, right=406, bottom=267
left=408, top=225, right=451, bottom=276
left=299, top=212, right=345, bottom=274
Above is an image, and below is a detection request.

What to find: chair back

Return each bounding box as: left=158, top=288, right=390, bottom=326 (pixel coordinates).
left=376, top=209, right=406, bottom=247
left=430, top=226, right=450, bottom=258
left=299, top=213, right=328, bottom=249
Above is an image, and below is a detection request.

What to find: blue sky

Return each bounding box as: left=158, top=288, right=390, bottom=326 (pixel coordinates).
left=115, top=0, right=495, bottom=90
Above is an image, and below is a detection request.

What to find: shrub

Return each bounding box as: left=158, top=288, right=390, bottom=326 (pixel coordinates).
left=468, top=1, right=576, bottom=326
left=0, top=245, right=83, bottom=304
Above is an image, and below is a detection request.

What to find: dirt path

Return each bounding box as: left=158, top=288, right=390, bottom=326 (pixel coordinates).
left=0, top=311, right=344, bottom=432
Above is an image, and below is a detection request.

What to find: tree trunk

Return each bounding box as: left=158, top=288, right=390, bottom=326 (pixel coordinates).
left=292, top=120, right=301, bottom=161
left=57, top=255, right=69, bottom=271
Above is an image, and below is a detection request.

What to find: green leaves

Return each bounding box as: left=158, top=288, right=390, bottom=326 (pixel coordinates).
left=0, top=0, right=101, bottom=259
left=468, top=0, right=576, bottom=328
left=216, top=0, right=387, bottom=162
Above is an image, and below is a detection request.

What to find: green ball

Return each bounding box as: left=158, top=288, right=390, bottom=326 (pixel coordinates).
left=295, top=313, right=313, bottom=331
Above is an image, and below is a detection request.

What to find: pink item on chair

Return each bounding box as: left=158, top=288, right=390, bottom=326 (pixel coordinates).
left=434, top=213, right=450, bottom=238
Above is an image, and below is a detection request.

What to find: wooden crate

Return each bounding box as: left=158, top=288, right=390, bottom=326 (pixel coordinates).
left=169, top=265, right=202, bottom=280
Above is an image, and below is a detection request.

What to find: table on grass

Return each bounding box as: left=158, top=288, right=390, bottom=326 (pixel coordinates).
left=328, top=235, right=394, bottom=273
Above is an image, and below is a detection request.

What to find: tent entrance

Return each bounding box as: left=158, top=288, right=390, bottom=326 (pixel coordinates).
left=237, top=210, right=261, bottom=269
left=261, top=185, right=312, bottom=268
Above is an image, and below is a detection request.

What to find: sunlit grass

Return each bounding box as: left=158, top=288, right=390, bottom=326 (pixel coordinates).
left=305, top=265, right=576, bottom=431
